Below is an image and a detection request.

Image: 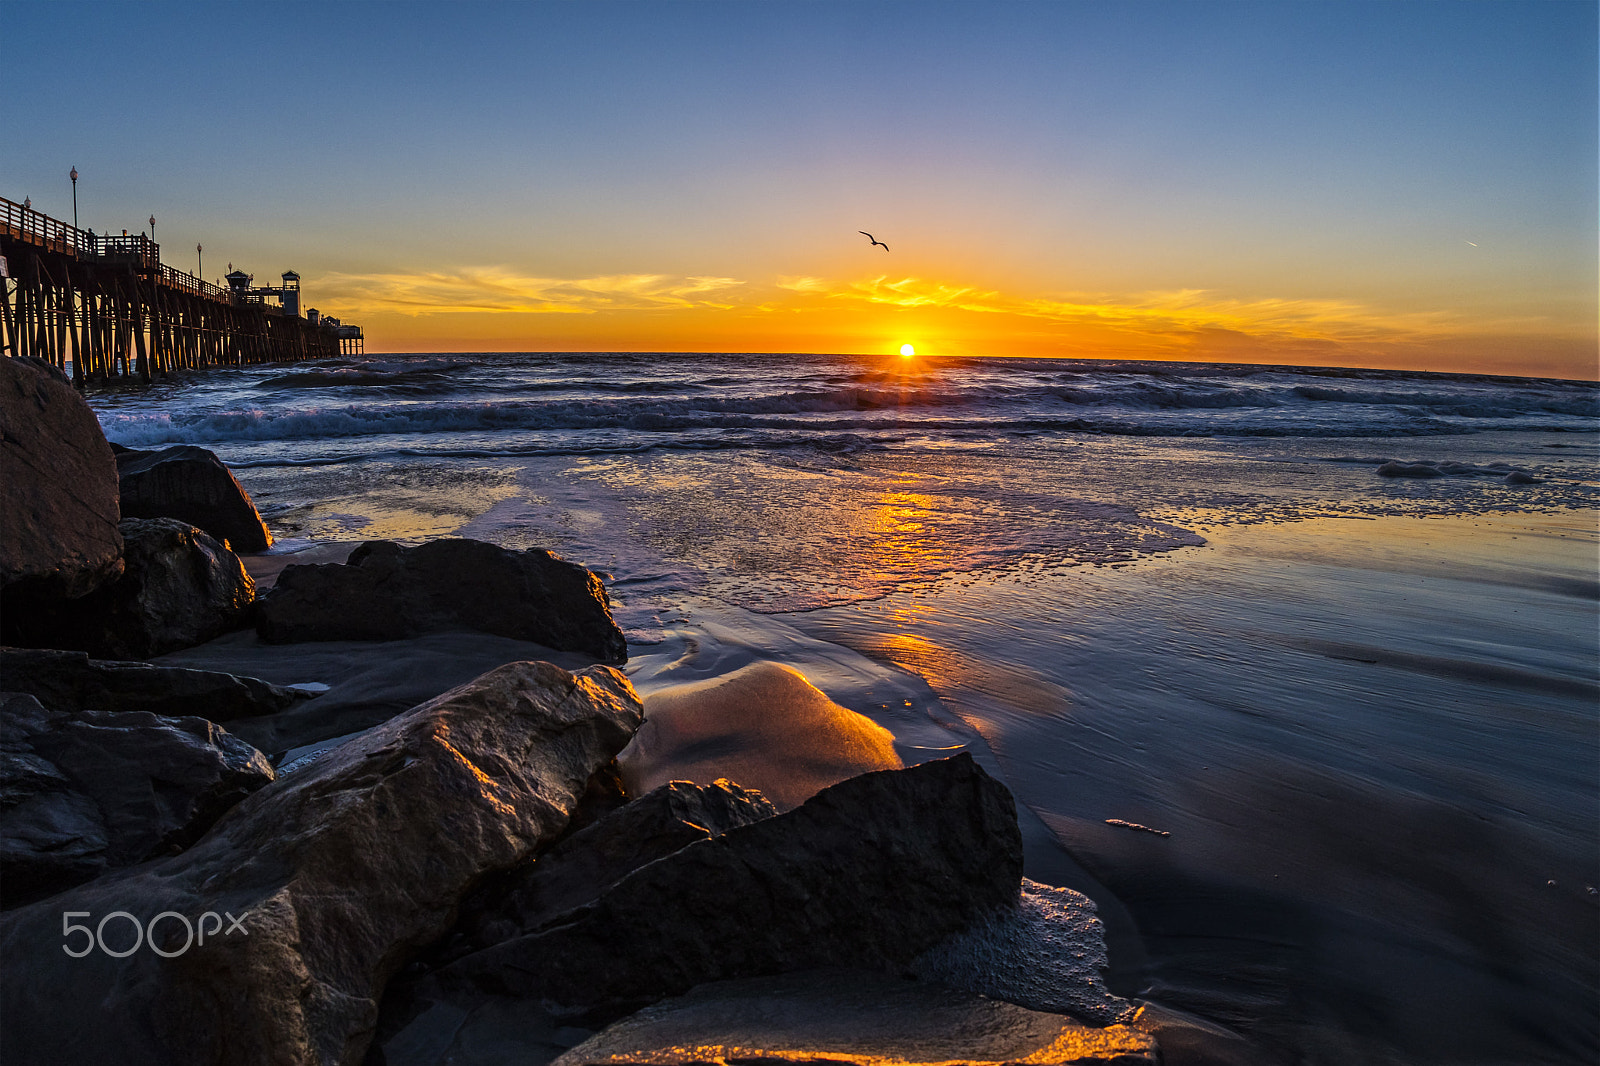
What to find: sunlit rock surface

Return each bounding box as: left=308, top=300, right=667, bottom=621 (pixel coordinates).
left=552, top=970, right=1156, bottom=1066
left=619, top=659, right=901, bottom=810
left=0, top=660, right=644, bottom=1066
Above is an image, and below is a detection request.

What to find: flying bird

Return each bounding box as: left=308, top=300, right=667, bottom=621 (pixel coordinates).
left=859, top=231, right=889, bottom=252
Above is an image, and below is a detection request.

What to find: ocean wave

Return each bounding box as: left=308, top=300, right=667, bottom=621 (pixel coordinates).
left=1295, top=385, right=1598, bottom=417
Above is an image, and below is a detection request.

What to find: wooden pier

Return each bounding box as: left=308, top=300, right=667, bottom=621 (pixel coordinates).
left=0, top=196, right=363, bottom=386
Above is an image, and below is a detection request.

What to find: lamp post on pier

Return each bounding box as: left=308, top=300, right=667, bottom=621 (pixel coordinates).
left=70, top=167, right=78, bottom=233
left=197, top=244, right=203, bottom=281
left=149, top=215, right=156, bottom=243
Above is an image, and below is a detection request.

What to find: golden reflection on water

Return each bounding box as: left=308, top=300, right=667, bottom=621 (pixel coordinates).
left=859, top=489, right=969, bottom=583
left=861, top=630, right=1073, bottom=717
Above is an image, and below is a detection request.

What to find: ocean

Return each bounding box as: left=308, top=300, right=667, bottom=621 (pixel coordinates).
left=89, top=352, right=1598, bottom=1063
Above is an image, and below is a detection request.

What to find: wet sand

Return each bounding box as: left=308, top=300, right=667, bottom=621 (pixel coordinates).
left=795, top=510, right=1599, bottom=1064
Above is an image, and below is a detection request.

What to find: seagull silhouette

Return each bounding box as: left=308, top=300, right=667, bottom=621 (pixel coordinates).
left=859, top=231, right=889, bottom=252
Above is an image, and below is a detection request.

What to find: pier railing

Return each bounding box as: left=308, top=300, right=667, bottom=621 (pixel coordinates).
left=3, top=197, right=232, bottom=303
left=2, top=197, right=83, bottom=257
left=2, top=194, right=365, bottom=382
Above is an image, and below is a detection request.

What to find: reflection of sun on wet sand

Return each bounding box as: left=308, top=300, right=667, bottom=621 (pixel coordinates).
left=619, top=660, right=902, bottom=810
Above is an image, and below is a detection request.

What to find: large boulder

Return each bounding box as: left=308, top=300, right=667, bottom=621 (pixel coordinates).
left=552, top=970, right=1157, bottom=1066
left=114, top=444, right=273, bottom=552
left=0, top=660, right=644, bottom=1066
left=437, top=752, right=1023, bottom=1023
left=0, top=356, right=123, bottom=605
left=0, top=692, right=274, bottom=909
left=0, top=647, right=308, bottom=722
left=257, top=538, right=628, bottom=663
left=11, top=518, right=255, bottom=658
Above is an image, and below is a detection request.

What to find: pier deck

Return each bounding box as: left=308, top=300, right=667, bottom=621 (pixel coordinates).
left=1, top=196, right=363, bottom=385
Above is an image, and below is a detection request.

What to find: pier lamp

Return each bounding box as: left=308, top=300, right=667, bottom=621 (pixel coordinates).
left=70, top=168, right=78, bottom=233
left=149, top=215, right=156, bottom=243
left=197, top=243, right=203, bottom=279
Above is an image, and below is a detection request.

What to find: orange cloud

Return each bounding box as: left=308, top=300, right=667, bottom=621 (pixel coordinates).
left=311, top=266, right=1594, bottom=378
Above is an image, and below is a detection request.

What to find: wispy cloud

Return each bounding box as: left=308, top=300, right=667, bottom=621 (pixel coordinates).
left=318, top=268, right=746, bottom=315
left=807, top=275, right=1469, bottom=343
left=315, top=265, right=1541, bottom=357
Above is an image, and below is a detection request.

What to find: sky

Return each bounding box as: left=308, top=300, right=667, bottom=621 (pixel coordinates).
left=5, top=1, right=1595, bottom=378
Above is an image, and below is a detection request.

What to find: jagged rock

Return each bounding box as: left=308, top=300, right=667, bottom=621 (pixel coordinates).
left=446, top=779, right=778, bottom=960
left=0, top=356, right=123, bottom=612
left=0, top=660, right=644, bottom=1066
left=552, top=970, right=1157, bottom=1066
left=0, top=692, right=274, bottom=909
left=257, top=538, right=627, bottom=663
left=115, top=444, right=273, bottom=552
left=438, top=753, right=1023, bottom=1024
left=11, top=518, right=255, bottom=658
left=0, top=647, right=308, bottom=722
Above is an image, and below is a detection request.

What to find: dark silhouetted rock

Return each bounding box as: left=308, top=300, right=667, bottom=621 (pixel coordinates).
left=446, top=779, right=778, bottom=960
left=115, top=444, right=273, bottom=552
left=13, top=518, right=255, bottom=658
left=0, top=356, right=123, bottom=611
left=0, top=660, right=644, bottom=1066
left=257, top=538, right=627, bottom=663
left=553, top=970, right=1157, bottom=1066
left=0, top=647, right=308, bottom=722
left=438, top=752, right=1023, bottom=1023
left=0, top=691, right=274, bottom=909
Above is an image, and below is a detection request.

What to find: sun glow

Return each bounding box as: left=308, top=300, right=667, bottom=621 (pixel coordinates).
left=900, top=344, right=915, bottom=357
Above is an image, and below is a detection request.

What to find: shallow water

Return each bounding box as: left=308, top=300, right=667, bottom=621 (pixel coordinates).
left=91, top=353, right=1600, bottom=1062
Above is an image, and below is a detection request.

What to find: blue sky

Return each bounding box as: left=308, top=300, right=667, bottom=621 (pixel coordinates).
left=5, top=1, right=1594, bottom=374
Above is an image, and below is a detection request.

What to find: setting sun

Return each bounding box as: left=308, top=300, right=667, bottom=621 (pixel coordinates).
left=900, top=344, right=915, bottom=357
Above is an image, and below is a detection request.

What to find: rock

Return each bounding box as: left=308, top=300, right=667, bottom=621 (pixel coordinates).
left=160, top=631, right=612, bottom=757
left=11, top=518, right=256, bottom=658
left=552, top=970, right=1157, bottom=1066
left=445, top=779, right=778, bottom=960
left=0, top=647, right=308, bottom=722
left=0, top=660, right=644, bottom=1066
left=619, top=660, right=902, bottom=810
left=0, top=691, right=274, bottom=909
left=438, top=752, right=1023, bottom=1023
left=0, top=356, right=123, bottom=607
left=257, top=538, right=627, bottom=663
left=115, top=444, right=273, bottom=552
left=1375, top=461, right=1444, bottom=478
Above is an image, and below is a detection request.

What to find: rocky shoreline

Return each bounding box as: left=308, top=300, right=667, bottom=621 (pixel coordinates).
left=0, top=355, right=1248, bottom=1065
